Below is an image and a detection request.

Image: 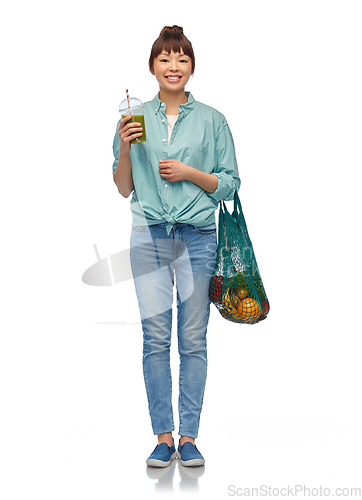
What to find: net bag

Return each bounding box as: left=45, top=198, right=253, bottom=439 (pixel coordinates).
left=209, top=191, right=270, bottom=324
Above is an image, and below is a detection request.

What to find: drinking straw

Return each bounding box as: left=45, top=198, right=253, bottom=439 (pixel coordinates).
left=126, top=89, right=131, bottom=115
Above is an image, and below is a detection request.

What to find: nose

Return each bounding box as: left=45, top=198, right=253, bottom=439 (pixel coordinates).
left=169, top=60, right=178, bottom=72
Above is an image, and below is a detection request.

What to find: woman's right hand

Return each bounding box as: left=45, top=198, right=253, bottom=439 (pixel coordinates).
left=118, top=115, right=143, bottom=155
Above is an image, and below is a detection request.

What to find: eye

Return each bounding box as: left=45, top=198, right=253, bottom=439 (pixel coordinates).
left=180, top=59, right=188, bottom=63
left=160, top=58, right=168, bottom=62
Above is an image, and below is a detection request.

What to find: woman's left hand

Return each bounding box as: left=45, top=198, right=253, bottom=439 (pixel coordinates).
left=159, top=159, right=191, bottom=183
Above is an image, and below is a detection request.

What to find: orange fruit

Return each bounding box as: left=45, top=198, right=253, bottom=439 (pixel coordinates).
left=222, top=286, right=256, bottom=320
left=235, top=297, right=261, bottom=322
left=236, top=287, right=249, bottom=300
left=222, top=287, right=248, bottom=308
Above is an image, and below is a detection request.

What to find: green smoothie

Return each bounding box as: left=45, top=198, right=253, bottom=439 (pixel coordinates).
left=122, top=114, right=146, bottom=143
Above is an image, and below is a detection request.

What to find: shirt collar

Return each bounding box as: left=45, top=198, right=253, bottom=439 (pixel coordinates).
left=151, top=91, right=195, bottom=116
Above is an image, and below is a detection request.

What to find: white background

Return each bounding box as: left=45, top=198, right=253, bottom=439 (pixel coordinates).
left=1, top=0, right=361, bottom=497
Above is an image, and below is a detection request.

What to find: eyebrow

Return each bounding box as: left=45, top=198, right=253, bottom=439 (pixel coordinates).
left=160, top=52, right=189, bottom=57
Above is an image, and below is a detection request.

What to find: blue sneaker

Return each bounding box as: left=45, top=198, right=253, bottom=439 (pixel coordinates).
left=146, top=439, right=177, bottom=467
left=177, top=441, right=205, bottom=467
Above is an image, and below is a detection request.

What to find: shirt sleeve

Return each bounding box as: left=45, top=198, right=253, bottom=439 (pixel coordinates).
left=112, top=120, right=121, bottom=175
left=207, top=120, right=240, bottom=202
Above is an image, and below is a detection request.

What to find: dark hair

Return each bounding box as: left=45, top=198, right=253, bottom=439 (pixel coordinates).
left=149, top=26, right=195, bottom=74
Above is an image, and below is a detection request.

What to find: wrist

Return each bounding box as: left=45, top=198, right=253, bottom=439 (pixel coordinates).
left=118, top=149, right=130, bottom=158
left=185, top=165, right=194, bottom=182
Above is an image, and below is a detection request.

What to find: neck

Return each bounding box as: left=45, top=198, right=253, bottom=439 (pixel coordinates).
left=159, top=87, right=188, bottom=114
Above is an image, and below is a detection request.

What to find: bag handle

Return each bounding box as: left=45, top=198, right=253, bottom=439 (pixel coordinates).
left=219, top=191, right=247, bottom=250
left=218, top=200, right=228, bottom=249
left=219, top=198, right=235, bottom=250
left=220, top=191, right=242, bottom=224
left=231, top=190, right=254, bottom=251
left=231, top=191, right=243, bottom=224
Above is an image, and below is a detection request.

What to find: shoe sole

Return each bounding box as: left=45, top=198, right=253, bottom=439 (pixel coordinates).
left=177, top=452, right=205, bottom=467
left=146, top=451, right=177, bottom=467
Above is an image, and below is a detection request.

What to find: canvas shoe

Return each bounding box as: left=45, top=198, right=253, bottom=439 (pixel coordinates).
left=146, top=439, right=177, bottom=467
left=177, top=441, right=205, bottom=466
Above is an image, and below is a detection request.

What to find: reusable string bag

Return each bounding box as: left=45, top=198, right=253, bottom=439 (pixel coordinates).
left=209, top=191, right=270, bottom=324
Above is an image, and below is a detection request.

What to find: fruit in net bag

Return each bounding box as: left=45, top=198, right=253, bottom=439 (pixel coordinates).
left=209, top=192, right=269, bottom=324
left=209, top=275, right=223, bottom=303
left=222, top=287, right=261, bottom=323
left=222, top=288, right=239, bottom=316
left=237, top=297, right=261, bottom=322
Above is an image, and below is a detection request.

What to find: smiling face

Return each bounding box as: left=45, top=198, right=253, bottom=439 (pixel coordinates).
left=151, top=50, right=193, bottom=93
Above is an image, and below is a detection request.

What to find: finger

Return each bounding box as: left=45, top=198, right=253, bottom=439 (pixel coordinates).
left=122, top=132, right=143, bottom=143
left=123, top=126, right=142, bottom=138
left=125, top=120, right=141, bottom=128
left=121, top=127, right=143, bottom=140
left=122, top=128, right=143, bottom=137
left=119, top=116, right=141, bottom=134
left=120, top=115, right=132, bottom=128
left=124, top=125, right=143, bottom=134
left=122, top=121, right=142, bottom=132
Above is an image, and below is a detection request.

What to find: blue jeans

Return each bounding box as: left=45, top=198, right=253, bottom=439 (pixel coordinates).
left=130, top=222, right=217, bottom=439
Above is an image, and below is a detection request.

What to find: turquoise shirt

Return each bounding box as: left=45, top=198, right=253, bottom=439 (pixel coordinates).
left=112, top=92, right=240, bottom=234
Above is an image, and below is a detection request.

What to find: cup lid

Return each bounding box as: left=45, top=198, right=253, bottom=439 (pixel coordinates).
left=119, top=97, right=143, bottom=113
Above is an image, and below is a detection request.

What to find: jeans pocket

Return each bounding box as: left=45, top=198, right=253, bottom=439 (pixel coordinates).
left=194, top=223, right=217, bottom=235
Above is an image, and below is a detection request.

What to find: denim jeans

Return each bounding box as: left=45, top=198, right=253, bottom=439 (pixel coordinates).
left=130, top=222, right=217, bottom=439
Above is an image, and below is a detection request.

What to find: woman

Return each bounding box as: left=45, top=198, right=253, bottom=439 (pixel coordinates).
left=112, top=26, right=240, bottom=467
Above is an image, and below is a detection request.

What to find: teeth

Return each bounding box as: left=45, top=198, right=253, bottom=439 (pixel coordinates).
left=167, top=76, right=180, bottom=80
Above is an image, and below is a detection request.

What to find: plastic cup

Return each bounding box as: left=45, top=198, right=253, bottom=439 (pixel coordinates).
left=119, top=97, right=146, bottom=144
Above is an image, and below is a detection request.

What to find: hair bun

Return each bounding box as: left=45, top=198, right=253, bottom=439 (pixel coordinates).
left=160, top=25, right=184, bottom=35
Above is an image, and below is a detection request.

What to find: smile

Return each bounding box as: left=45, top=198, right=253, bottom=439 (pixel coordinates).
left=165, top=76, right=182, bottom=82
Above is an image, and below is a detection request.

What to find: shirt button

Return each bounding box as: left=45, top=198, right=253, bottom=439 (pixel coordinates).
left=155, top=108, right=157, bottom=112
left=162, top=119, right=165, bottom=123
left=162, top=139, right=166, bottom=142
left=164, top=184, right=168, bottom=188
left=161, top=103, right=164, bottom=106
